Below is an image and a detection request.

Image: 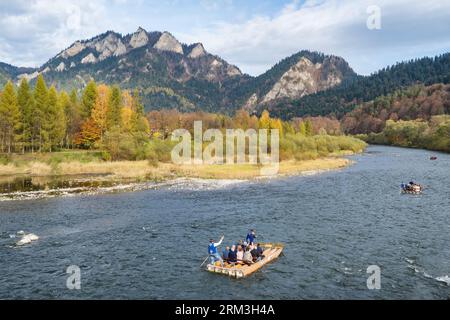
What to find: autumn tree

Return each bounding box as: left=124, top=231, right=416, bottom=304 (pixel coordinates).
left=132, top=89, right=145, bottom=116
left=33, top=75, right=48, bottom=152
left=75, top=119, right=101, bottom=149
left=106, top=86, right=123, bottom=129
left=299, top=122, right=307, bottom=136
left=63, top=89, right=82, bottom=149
left=258, top=110, right=271, bottom=129
left=91, top=84, right=110, bottom=142
left=305, top=119, right=313, bottom=136
left=17, top=79, right=33, bottom=153
left=0, top=81, right=20, bottom=153
left=46, top=87, right=66, bottom=150
left=81, top=80, right=98, bottom=120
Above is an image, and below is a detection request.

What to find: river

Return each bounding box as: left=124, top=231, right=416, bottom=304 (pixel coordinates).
left=0, top=145, right=449, bottom=299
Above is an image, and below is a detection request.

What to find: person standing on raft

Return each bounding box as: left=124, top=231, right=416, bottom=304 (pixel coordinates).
left=208, top=236, right=225, bottom=266
left=246, top=229, right=257, bottom=246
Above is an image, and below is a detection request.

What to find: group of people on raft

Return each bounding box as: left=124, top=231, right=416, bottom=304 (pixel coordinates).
left=401, top=181, right=423, bottom=193
left=208, top=230, right=265, bottom=267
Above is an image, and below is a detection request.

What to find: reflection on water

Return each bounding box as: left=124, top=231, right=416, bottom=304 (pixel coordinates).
left=0, top=175, right=115, bottom=194
left=0, top=175, right=250, bottom=202
left=0, top=175, right=143, bottom=201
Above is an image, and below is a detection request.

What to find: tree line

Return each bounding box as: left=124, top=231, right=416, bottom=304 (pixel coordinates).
left=1, top=75, right=361, bottom=162
left=359, top=116, right=450, bottom=153
left=0, top=76, right=149, bottom=159
left=342, top=84, right=450, bottom=134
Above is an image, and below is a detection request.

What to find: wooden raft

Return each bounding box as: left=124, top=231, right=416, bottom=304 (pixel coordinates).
left=206, top=243, right=284, bottom=278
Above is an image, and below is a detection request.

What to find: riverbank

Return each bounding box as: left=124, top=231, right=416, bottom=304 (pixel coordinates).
left=0, top=157, right=352, bottom=182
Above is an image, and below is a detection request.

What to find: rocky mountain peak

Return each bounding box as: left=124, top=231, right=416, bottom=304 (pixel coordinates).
left=59, top=41, right=86, bottom=59
left=154, top=32, right=184, bottom=54
left=261, top=55, right=349, bottom=104
left=94, top=32, right=127, bottom=60
left=130, top=27, right=149, bottom=49
left=188, top=43, right=207, bottom=59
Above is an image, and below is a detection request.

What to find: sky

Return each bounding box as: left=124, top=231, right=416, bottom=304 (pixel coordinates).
left=0, top=0, right=449, bottom=76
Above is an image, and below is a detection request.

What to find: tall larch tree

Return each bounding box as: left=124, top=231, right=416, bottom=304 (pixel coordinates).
left=44, top=86, right=59, bottom=151
left=305, top=119, right=314, bottom=136
left=91, top=84, right=110, bottom=142
left=33, top=75, right=48, bottom=152
left=50, top=88, right=67, bottom=150
left=129, top=90, right=150, bottom=135
left=121, top=91, right=134, bottom=133
left=0, top=81, right=20, bottom=153
left=299, top=122, right=307, bottom=136
left=106, top=86, right=123, bottom=129
left=59, top=90, right=70, bottom=148
left=81, top=80, right=98, bottom=120
left=259, top=110, right=271, bottom=130
left=64, top=89, right=82, bottom=149
left=132, top=89, right=145, bottom=116
left=17, top=79, right=33, bottom=153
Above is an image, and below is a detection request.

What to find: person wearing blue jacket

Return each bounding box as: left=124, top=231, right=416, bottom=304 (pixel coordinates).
left=208, top=236, right=224, bottom=266
left=246, top=229, right=256, bottom=245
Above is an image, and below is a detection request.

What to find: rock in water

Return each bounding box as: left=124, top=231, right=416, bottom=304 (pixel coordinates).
left=28, top=234, right=39, bottom=241
left=16, top=233, right=39, bottom=246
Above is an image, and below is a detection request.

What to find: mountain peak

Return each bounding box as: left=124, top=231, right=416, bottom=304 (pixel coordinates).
left=188, top=43, right=207, bottom=59
left=153, top=32, right=184, bottom=54
left=136, top=26, right=147, bottom=33
left=130, top=27, right=149, bottom=49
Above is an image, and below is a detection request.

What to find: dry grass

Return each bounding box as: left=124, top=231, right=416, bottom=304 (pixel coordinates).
left=0, top=157, right=352, bottom=181
left=57, top=161, right=153, bottom=178
left=0, top=164, right=23, bottom=176
left=28, top=162, right=52, bottom=176
left=277, top=158, right=351, bottom=175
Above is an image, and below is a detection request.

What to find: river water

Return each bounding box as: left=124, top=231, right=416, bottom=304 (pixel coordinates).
left=0, top=145, right=449, bottom=299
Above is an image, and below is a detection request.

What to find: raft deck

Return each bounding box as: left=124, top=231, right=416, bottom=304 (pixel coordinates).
left=206, top=243, right=284, bottom=278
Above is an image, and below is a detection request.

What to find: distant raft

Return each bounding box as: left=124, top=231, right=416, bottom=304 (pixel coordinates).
left=206, top=243, right=284, bottom=279
left=401, top=184, right=423, bottom=195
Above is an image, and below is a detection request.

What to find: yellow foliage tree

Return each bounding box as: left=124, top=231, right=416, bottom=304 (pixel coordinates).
left=121, top=106, right=134, bottom=133
left=91, top=85, right=109, bottom=141
left=259, top=110, right=271, bottom=129
left=271, top=118, right=284, bottom=136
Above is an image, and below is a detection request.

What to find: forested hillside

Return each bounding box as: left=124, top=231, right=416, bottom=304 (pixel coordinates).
left=227, top=51, right=356, bottom=110
left=269, top=53, right=450, bottom=119
left=342, top=84, right=450, bottom=134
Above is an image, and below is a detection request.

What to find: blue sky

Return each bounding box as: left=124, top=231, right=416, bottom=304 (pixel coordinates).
left=0, top=0, right=449, bottom=76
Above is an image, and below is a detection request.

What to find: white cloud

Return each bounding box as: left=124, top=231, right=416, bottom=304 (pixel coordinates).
left=180, top=0, right=450, bottom=75
left=0, top=0, right=449, bottom=76
left=0, top=0, right=115, bottom=67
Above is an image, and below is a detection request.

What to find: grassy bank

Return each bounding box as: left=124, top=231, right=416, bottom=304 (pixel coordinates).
left=0, top=156, right=352, bottom=181
left=0, top=134, right=366, bottom=182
